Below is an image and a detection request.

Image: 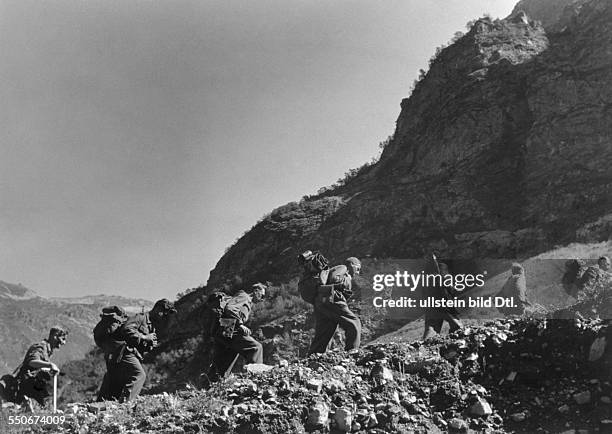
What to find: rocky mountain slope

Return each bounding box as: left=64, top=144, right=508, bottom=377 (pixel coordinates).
left=207, top=0, right=611, bottom=289
left=129, top=0, right=612, bottom=393
left=0, top=281, right=152, bottom=374
left=3, top=294, right=610, bottom=433
left=63, top=0, right=605, bottom=410
left=512, top=0, right=589, bottom=30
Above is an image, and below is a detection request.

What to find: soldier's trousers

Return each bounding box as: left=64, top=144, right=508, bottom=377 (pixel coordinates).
left=97, top=372, right=112, bottom=401
left=309, top=296, right=361, bottom=354
left=17, top=371, right=52, bottom=407
left=209, top=334, right=263, bottom=380
left=116, top=353, right=146, bottom=402
left=422, top=308, right=463, bottom=340
left=97, top=356, right=121, bottom=401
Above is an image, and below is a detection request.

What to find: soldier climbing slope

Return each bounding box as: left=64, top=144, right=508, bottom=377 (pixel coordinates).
left=207, top=283, right=267, bottom=381
left=300, top=253, right=362, bottom=355
left=12, top=326, right=67, bottom=411
left=114, top=298, right=176, bottom=402
left=94, top=305, right=128, bottom=401
left=422, top=253, right=463, bottom=340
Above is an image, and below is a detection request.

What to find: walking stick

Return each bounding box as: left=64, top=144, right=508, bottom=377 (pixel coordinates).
left=53, top=373, right=57, bottom=413
left=40, top=367, right=58, bottom=412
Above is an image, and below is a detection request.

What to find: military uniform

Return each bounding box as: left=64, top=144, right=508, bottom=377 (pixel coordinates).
left=16, top=340, right=54, bottom=406
left=95, top=307, right=128, bottom=401
left=115, top=313, right=155, bottom=402
left=96, top=336, right=127, bottom=401
left=422, top=258, right=462, bottom=339
left=209, top=290, right=263, bottom=380
left=308, top=264, right=361, bottom=354
left=497, top=263, right=529, bottom=316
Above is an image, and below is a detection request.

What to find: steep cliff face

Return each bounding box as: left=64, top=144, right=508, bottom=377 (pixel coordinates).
left=512, top=0, right=590, bottom=30
left=208, top=0, right=612, bottom=288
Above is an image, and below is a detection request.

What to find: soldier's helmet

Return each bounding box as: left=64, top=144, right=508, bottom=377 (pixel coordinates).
left=153, top=298, right=177, bottom=313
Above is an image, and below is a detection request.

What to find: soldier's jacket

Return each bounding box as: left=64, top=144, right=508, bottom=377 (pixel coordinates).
left=222, top=290, right=253, bottom=325
left=121, top=313, right=155, bottom=361
left=17, top=340, right=53, bottom=380
left=317, top=265, right=353, bottom=304
left=14, top=340, right=54, bottom=406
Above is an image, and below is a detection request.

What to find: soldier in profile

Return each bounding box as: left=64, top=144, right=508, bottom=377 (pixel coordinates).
left=114, top=299, right=176, bottom=402
left=422, top=253, right=462, bottom=340
left=15, top=326, right=68, bottom=410
left=307, top=256, right=362, bottom=354
left=207, top=283, right=267, bottom=381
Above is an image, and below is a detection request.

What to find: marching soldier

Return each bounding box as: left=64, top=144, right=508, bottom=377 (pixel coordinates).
left=307, top=257, right=362, bottom=354
left=422, top=253, right=463, bottom=340
left=115, top=299, right=176, bottom=401
left=208, top=283, right=267, bottom=381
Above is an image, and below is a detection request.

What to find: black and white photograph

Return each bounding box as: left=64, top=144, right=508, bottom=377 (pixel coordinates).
left=1, top=0, right=611, bottom=432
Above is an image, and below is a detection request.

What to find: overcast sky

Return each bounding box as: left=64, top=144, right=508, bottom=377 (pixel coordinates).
left=0, top=0, right=517, bottom=300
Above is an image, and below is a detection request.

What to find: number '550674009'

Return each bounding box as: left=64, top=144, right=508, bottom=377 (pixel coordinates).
left=8, top=415, right=66, bottom=424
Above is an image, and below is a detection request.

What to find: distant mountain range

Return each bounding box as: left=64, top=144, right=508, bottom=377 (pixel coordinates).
left=0, top=280, right=153, bottom=374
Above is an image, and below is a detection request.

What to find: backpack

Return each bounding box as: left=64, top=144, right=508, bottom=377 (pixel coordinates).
left=326, top=264, right=353, bottom=297
left=202, top=292, right=231, bottom=337
left=298, top=252, right=330, bottom=304
left=93, top=306, right=128, bottom=353
left=0, top=373, right=20, bottom=403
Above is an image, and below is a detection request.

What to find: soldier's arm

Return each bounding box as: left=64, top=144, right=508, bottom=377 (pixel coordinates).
left=24, top=345, right=59, bottom=373
left=28, top=360, right=59, bottom=373
left=122, top=318, right=152, bottom=347
left=322, top=274, right=353, bottom=296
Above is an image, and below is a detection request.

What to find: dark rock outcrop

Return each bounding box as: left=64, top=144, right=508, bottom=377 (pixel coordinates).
left=209, top=0, right=612, bottom=288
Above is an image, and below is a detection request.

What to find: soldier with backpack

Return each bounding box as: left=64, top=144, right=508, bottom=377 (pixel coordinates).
left=297, top=251, right=330, bottom=305
left=114, top=299, right=176, bottom=402
left=202, top=292, right=231, bottom=340
left=206, top=283, right=267, bottom=382
left=298, top=252, right=362, bottom=354
left=4, top=327, right=67, bottom=410
left=421, top=253, right=463, bottom=340
left=93, top=306, right=128, bottom=401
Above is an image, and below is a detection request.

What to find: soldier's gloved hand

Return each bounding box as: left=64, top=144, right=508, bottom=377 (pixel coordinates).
left=143, top=333, right=158, bottom=347
left=239, top=325, right=251, bottom=336
left=49, top=363, right=60, bottom=375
